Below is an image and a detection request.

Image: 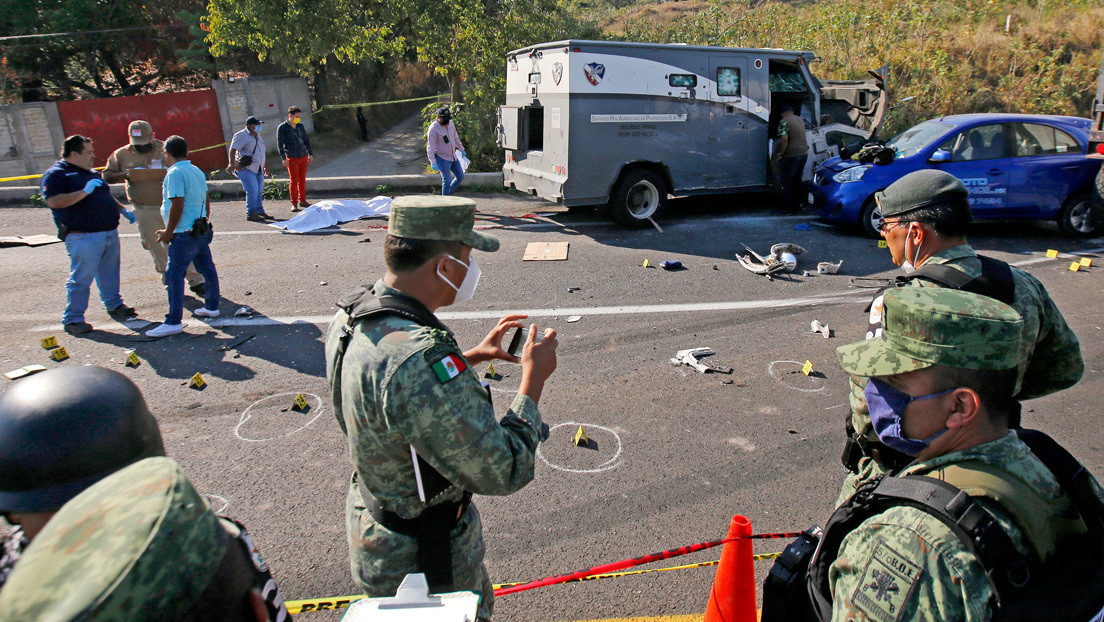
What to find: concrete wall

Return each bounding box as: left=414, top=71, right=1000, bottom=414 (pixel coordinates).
left=0, top=102, right=66, bottom=180
left=212, top=75, right=313, bottom=157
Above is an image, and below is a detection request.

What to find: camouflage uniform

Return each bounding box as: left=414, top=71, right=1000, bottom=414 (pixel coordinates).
left=827, top=287, right=1104, bottom=621
left=0, top=526, right=27, bottom=590
left=0, top=456, right=289, bottom=621
left=325, top=196, right=544, bottom=621
left=840, top=172, right=1083, bottom=506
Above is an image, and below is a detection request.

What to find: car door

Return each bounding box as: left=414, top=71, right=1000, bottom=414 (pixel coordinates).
left=1005, top=121, right=1086, bottom=218
left=708, top=57, right=751, bottom=188
left=931, top=122, right=1013, bottom=216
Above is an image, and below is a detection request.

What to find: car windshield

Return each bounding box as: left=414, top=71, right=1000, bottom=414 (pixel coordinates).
left=885, top=121, right=954, bottom=158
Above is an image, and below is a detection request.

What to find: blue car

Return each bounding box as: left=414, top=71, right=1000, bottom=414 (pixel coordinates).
left=810, top=113, right=1103, bottom=237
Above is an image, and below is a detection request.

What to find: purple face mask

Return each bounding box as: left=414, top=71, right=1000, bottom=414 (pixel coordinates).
left=866, top=377, right=954, bottom=457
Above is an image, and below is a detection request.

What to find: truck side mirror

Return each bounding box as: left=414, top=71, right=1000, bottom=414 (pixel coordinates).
left=928, top=150, right=951, bottom=163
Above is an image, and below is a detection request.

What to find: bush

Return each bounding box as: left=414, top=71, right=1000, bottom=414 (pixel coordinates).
left=263, top=179, right=289, bottom=200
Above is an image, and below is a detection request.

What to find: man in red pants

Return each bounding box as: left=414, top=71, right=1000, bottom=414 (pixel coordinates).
left=277, top=105, right=314, bottom=212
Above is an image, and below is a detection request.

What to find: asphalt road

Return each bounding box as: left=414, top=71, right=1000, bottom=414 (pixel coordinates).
left=2, top=192, right=1102, bottom=621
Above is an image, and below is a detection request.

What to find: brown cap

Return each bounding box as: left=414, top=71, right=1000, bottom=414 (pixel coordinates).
left=128, top=121, right=152, bottom=146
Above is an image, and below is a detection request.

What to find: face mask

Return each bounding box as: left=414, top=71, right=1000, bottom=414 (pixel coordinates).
left=437, top=254, right=480, bottom=303
left=900, top=222, right=924, bottom=274
left=290, top=117, right=300, bottom=126
left=866, top=377, right=954, bottom=457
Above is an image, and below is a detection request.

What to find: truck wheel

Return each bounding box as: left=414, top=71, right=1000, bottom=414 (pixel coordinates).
left=607, top=169, right=668, bottom=228
left=858, top=197, right=882, bottom=239
left=1057, top=192, right=1097, bottom=238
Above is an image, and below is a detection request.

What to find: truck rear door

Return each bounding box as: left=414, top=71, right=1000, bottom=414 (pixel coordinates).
left=708, top=56, right=751, bottom=187
left=497, top=106, right=525, bottom=150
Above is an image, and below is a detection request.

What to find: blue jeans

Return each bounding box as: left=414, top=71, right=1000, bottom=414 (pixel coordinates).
left=164, top=228, right=220, bottom=324
left=63, top=230, right=124, bottom=324
left=435, top=156, right=464, bottom=196
left=238, top=168, right=265, bottom=215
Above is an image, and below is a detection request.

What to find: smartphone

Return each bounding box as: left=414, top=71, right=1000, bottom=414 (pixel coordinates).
left=507, top=327, right=530, bottom=358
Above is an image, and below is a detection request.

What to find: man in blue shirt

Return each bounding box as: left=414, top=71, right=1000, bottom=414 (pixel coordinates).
left=146, top=136, right=221, bottom=338
left=41, top=135, right=138, bottom=335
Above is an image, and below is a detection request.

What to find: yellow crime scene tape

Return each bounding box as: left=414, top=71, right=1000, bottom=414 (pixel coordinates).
left=0, top=93, right=447, bottom=183
left=284, top=552, right=782, bottom=614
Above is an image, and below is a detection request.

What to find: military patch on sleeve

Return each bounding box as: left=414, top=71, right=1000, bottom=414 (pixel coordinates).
left=851, top=541, right=922, bottom=622
left=430, top=353, right=468, bottom=383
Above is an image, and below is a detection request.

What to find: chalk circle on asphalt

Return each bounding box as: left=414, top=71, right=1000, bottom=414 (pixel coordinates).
left=537, top=422, right=623, bottom=473
left=768, top=360, right=828, bottom=393
left=235, top=392, right=324, bottom=442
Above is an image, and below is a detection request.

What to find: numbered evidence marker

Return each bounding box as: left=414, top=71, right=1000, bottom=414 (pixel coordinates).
left=291, top=393, right=309, bottom=412
left=188, top=372, right=206, bottom=389
left=877, top=240, right=888, bottom=248
left=125, top=350, right=141, bottom=367
left=51, top=347, right=69, bottom=362
left=573, top=425, right=589, bottom=447
left=802, top=360, right=814, bottom=376
left=1046, top=249, right=1059, bottom=258
left=41, top=336, right=58, bottom=349
left=642, top=258, right=650, bottom=268
left=1069, top=262, right=1081, bottom=272
left=1080, top=257, right=1093, bottom=267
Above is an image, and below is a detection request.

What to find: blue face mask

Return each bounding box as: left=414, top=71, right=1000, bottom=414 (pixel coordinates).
left=866, top=377, right=955, bottom=457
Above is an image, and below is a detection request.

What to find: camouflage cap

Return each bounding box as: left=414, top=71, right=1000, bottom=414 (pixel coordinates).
left=0, top=457, right=228, bottom=621
left=875, top=169, right=970, bottom=218
left=388, top=195, right=499, bottom=252
left=836, top=287, right=1023, bottom=377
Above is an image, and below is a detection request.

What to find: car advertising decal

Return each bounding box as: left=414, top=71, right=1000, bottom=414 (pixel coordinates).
left=961, top=177, right=1006, bottom=206
left=584, top=62, right=605, bottom=86
left=552, top=62, right=563, bottom=85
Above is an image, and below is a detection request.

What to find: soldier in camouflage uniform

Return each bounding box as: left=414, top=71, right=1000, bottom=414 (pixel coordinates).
left=325, top=195, right=559, bottom=621
left=839, top=169, right=1083, bottom=504
left=0, top=456, right=291, bottom=621
left=816, top=287, right=1104, bottom=621
left=0, top=366, right=166, bottom=591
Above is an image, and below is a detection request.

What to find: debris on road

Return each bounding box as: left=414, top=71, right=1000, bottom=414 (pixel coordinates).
left=568, top=287, right=582, bottom=293
left=647, top=217, right=664, bottom=234
left=5, top=364, right=47, bottom=380
left=736, top=243, right=807, bottom=276
left=268, top=197, right=392, bottom=233
left=659, top=260, right=684, bottom=271
left=0, top=234, right=62, bottom=248
left=794, top=223, right=812, bottom=231
left=358, top=237, right=371, bottom=243
left=810, top=320, right=832, bottom=339
left=523, top=241, right=570, bottom=261
left=219, top=334, right=255, bottom=352
left=670, top=347, right=733, bottom=374
left=817, top=260, right=843, bottom=274
left=566, top=315, right=582, bottom=323
left=234, top=306, right=255, bottom=317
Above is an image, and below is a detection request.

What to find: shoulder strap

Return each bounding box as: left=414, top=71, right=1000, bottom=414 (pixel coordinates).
left=334, top=285, right=447, bottom=357
left=899, top=255, right=1015, bottom=305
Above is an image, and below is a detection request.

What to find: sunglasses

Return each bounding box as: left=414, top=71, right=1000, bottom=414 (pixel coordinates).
left=877, top=219, right=910, bottom=233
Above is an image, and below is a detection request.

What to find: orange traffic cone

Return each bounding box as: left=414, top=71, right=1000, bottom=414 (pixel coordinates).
left=704, top=515, right=757, bottom=622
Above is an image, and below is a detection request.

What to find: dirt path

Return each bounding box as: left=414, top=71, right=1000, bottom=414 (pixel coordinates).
left=309, top=113, right=427, bottom=177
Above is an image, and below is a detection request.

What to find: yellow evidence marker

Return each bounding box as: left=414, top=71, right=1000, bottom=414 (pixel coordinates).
left=188, top=372, right=206, bottom=389
left=292, top=393, right=309, bottom=411
left=802, top=360, right=813, bottom=376
left=125, top=350, right=141, bottom=367
left=1080, top=257, right=1093, bottom=267
left=51, top=347, right=69, bottom=362
left=642, top=258, right=650, bottom=268
left=877, top=240, right=888, bottom=248
left=487, top=362, right=497, bottom=376
left=573, top=425, right=589, bottom=447
left=1045, top=249, right=1059, bottom=259
left=1069, top=262, right=1081, bottom=272
left=41, top=336, right=58, bottom=349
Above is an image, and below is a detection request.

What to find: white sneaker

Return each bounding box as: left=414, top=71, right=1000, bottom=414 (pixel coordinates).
left=194, top=307, right=220, bottom=318
left=146, top=323, right=184, bottom=338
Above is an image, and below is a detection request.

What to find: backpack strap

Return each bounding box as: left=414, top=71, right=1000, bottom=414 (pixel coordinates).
left=900, top=255, right=1016, bottom=305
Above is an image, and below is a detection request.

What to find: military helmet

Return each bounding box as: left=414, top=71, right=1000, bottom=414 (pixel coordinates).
left=0, top=366, right=165, bottom=513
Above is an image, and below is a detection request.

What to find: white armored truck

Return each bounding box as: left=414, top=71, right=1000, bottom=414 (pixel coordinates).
left=497, top=40, right=887, bottom=227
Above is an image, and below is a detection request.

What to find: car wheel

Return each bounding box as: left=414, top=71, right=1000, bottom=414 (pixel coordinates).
left=858, top=196, right=882, bottom=238
left=1057, top=192, right=1097, bottom=238
left=606, top=169, right=668, bottom=229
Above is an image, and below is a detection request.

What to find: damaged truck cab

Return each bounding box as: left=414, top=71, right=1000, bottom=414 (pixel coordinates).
left=498, top=40, right=885, bottom=228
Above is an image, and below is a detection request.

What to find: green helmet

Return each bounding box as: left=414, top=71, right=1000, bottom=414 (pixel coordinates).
left=0, top=366, right=165, bottom=513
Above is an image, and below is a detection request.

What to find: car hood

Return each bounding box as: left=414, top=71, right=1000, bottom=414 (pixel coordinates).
left=818, top=156, right=862, bottom=173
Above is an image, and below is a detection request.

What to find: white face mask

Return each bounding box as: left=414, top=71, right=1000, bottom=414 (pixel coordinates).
left=437, top=254, right=480, bottom=303
left=900, top=222, right=924, bottom=274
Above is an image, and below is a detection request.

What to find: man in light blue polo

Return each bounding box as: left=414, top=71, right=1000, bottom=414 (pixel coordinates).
left=146, top=136, right=221, bottom=338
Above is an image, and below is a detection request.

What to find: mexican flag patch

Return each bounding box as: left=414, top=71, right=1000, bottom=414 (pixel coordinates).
left=431, top=353, right=467, bottom=383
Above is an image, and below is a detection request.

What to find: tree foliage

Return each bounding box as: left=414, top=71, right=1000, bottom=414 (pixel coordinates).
left=0, top=0, right=207, bottom=100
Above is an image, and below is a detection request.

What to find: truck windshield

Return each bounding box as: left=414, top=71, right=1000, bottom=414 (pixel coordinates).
left=885, top=121, right=954, bottom=158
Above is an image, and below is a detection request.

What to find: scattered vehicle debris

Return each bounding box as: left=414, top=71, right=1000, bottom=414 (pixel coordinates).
left=810, top=320, right=832, bottom=338
left=234, top=306, right=255, bottom=317
left=817, top=260, right=843, bottom=274
left=736, top=243, right=807, bottom=275
left=670, top=347, right=733, bottom=374
left=659, top=260, right=684, bottom=271
left=219, top=334, right=255, bottom=352
left=566, top=316, right=582, bottom=323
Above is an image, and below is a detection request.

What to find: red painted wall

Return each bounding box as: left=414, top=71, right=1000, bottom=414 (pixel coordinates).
left=57, top=90, right=227, bottom=174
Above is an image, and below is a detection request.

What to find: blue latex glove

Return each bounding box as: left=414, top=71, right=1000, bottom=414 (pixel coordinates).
left=461, top=150, right=467, bottom=159
left=82, top=178, right=104, bottom=194
left=121, top=209, right=136, bottom=224
left=431, top=161, right=440, bottom=172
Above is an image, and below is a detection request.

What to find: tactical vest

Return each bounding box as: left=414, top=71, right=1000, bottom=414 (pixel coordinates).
left=330, top=284, right=473, bottom=592
left=763, top=430, right=1104, bottom=622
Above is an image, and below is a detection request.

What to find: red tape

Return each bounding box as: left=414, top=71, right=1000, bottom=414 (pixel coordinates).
left=494, top=532, right=800, bottom=597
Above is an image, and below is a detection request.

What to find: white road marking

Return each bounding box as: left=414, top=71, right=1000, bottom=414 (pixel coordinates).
left=536, top=422, right=624, bottom=473
left=28, top=291, right=871, bottom=332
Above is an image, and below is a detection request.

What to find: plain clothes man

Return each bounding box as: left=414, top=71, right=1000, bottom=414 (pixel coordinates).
left=41, top=135, right=138, bottom=335
left=147, top=136, right=221, bottom=338
left=277, top=106, right=313, bottom=211
left=426, top=107, right=466, bottom=196
left=229, top=116, right=273, bottom=222
left=104, top=120, right=205, bottom=295
left=774, top=103, right=809, bottom=212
